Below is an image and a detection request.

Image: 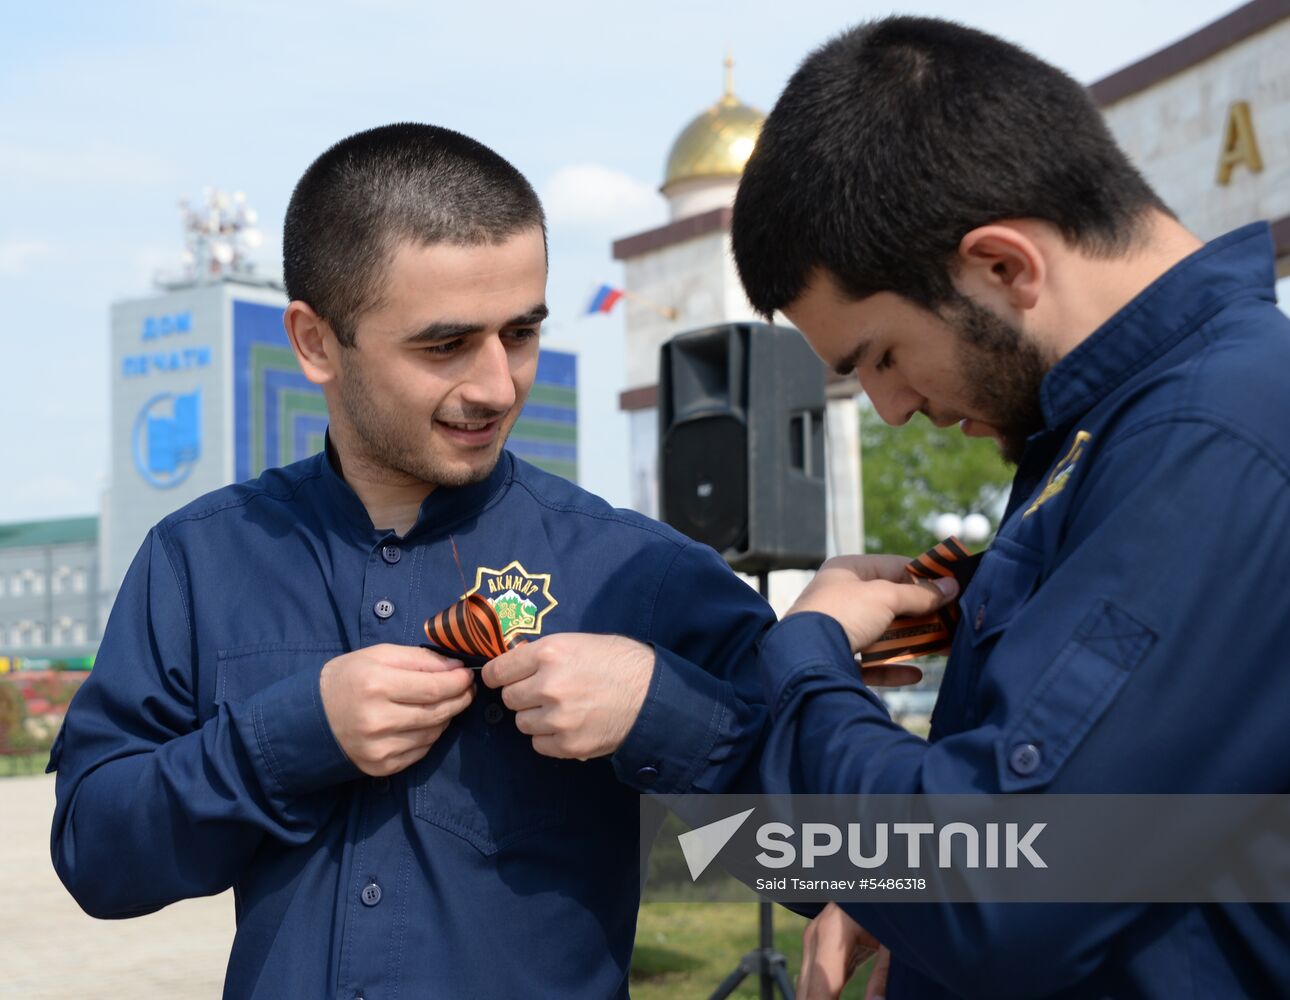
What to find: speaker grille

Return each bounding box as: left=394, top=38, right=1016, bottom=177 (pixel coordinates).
left=661, top=415, right=748, bottom=552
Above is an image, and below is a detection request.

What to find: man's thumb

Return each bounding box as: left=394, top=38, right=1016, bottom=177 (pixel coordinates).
left=889, top=576, right=957, bottom=616
left=933, top=576, right=959, bottom=600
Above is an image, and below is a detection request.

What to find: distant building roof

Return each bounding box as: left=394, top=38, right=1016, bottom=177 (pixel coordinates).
left=0, top=516, right=99, bottom=551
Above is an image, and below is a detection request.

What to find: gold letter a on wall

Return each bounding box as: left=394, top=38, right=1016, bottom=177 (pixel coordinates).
left=1216, top=101, right=1264, bottom=186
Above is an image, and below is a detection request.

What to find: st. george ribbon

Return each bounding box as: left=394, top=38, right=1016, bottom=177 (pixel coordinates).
left=860, top=536, right=982, bottom=664
left=423, top=593, right=511, bottom=669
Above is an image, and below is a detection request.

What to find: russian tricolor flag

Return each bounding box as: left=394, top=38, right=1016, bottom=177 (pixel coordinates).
left=585, top=284, right=625, bottom=315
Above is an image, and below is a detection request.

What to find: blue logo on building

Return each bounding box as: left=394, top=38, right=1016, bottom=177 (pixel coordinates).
left=133, top=390, right=202, bottom=489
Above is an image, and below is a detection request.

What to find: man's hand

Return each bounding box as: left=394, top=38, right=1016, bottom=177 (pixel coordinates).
left=866, top=946, right=892, bottom=1000
left=798, top=903, right=890, bottom=1000
left=788, top=555, right=958, bottom=654
left=799, top=903, right=878, bottom=998
left=319, top=644, right=475, bottom=776
left=481, top=633, right=654, bottom=760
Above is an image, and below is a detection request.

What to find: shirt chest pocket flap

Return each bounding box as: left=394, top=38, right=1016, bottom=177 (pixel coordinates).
left=411, top=698, right=627, bottom=857
left=995, top=599, right=1157, bottom=792
left=213, top=642, right=348, bottom=716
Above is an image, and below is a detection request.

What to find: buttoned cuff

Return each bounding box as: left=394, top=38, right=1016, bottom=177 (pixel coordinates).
left=611, top=646, right=733, bottom=794
left=242, top=661, right=360, bottom=799
left=759, top=613, right=858, bottom=709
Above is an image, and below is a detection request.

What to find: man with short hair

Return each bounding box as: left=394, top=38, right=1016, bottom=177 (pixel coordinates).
left=52, top=123, right=772, bottom=999
left=731, top=17, right=1290, bottom=998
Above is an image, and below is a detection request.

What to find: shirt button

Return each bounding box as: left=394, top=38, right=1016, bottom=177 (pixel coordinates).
left=360, top=881, right=382, bottom=907
left=1009, top=742, right=1042, bottom=777
left=374, top=599, right=395, bottom=619
left=484, top=703, right=505, bottom=725
left=381, top=544, right=402, bottom=565
left=636, top=765, right=660, bottom=786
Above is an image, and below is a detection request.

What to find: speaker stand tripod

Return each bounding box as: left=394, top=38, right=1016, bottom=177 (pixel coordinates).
left=708, top=898, right=796, bottom=1000
left=707, top=572, right=796, bottom=1000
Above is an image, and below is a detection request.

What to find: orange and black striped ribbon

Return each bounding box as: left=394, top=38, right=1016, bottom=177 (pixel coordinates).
left=861, top=537, right=979, bottom=664
left=423, top=594, right=509, bottom=667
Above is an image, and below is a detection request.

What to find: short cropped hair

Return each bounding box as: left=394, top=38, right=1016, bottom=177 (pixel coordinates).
left=283, top=123, right=546, bottom=346
left=732, top=17, right=1169, bottom=317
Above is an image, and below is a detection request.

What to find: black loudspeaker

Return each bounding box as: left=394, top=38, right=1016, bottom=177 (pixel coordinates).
left=658, top=322, right=826, bottom=573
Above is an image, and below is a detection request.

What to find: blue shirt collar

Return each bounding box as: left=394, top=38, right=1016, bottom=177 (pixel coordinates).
left=1038, top=222, right=1278, bottom=430
left=318, top=431, right=514, bottom=544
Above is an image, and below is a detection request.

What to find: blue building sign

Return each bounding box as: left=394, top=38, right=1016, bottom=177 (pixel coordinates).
left=141, top=312, right=193, bottom=340
left=133, top=389, right=202, bottom=489
left=124, top=310, right=209, bottom=377
left=122, top=348, right=212, bottom=377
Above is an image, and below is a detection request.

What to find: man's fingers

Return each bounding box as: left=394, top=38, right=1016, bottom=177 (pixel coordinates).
left=372, top=729, right=453, bottom=775
left=797, top=925, right=821, bottom=999
left=874, top=577, right=957, bottom=617
left=514, top=705, right=556, bottom=737
left=499, top=676, right=544, bottom=712
left=387, top=686, right=476, bottom=729
left=386, top=665, right=476, bottom=705
left=823, top=554, right=917, bottom=583
left=481, top=641, right=542, bottom=689
left=864, top=946, right=891, bottom=1000
left=797, top=903, right=873, bottom=1000
left=368, top=642, right=464, bottom=672
left=382, top=744, right=433, bottom=773
left=530, top=733, right=570, bottom=759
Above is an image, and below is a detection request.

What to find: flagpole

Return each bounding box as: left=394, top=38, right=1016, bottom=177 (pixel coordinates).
left=618, top=289, right=678, bottom=321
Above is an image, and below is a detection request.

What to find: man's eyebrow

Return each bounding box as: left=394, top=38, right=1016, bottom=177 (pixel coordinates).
left=403, top=303, right=548, bottom=344
left=507, top=303, right=549, bottom=327
left=833, top=339, right=869, bottom=376
left=405, top=321, right=484, bottom=343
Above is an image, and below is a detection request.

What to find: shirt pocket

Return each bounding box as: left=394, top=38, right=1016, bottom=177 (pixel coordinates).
left=995, top=599, right=1156, bottom=792
left=940, top=541, right=1043, bottom=732
left=411, top=692, right=615, bottom=857
left=214, top=642, right=348, bottom=713
left=961, top=538, right=1042, bottom=650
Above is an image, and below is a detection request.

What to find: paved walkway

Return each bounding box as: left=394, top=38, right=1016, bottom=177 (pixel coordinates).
left=0, top=774, right=233, bottom=998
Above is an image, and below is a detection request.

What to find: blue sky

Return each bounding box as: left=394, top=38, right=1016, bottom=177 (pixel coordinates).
left=0, top=0, right=1249, bottom=520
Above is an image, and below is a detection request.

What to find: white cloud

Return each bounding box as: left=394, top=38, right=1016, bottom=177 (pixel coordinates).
left=542, top=164, right=667, bottom=235
left=0, top=241, right=54, bottom=276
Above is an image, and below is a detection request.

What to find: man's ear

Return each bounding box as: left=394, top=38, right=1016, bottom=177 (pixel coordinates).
left=284, top=301, right=340, bottom=385
left=953, top=223, right=1045, bottom=312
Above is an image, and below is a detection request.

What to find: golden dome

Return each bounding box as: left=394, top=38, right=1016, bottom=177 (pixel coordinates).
left=662, top=57, right=765, bottom=192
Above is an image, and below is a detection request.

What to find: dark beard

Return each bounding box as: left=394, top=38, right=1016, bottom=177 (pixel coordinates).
left=940, top=295, right=1050, bottom=464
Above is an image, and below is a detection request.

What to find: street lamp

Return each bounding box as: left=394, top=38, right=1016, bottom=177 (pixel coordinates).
left=933, top=511, right=993, bottom=545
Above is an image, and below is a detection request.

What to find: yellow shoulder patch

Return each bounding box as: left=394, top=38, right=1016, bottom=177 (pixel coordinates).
left=1024, top=431, right=1092, bottom=518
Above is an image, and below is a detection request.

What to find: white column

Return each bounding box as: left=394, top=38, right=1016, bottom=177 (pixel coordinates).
left=825, top=394, right=864, bottom=555
left=628, top=407, right=659, bottom=519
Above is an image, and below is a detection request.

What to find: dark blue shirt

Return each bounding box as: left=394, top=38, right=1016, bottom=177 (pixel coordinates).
left=51, top=450, right=772, bottom=999
left=758, top=224, right=1290, bottom=998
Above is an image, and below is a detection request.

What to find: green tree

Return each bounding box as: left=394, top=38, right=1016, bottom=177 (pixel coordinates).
left=859, top=400, right=1014, bottom=556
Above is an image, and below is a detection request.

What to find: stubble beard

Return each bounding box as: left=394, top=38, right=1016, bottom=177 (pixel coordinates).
left=336, top=350, right=510, bottom=489
left=943, top=296, right=1050, bottom=465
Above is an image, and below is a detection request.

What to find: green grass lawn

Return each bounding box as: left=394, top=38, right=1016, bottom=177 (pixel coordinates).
left=0, top=752, right=49, bottom=777
left=632, top=902, right=874, bottom=999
